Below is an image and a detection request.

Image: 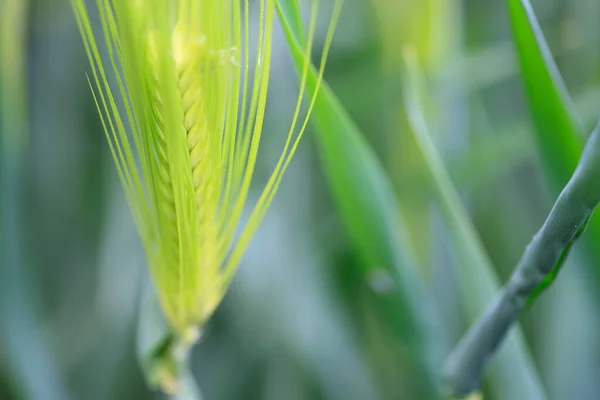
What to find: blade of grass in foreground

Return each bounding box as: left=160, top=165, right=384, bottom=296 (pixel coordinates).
left=442, top=115, right=600, bottom=397
left=438, top=0, right=600, bottom=391
left=509, top=0, right=600, bottom=300
left=276, top=1, right=440, bottom=398
left=403, top=49, right=545, bottom=400
left=440, top=1, right=600, bottom=392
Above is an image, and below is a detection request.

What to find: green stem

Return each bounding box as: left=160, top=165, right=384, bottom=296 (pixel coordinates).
left=444, top=122, right=600, bottom=397
left=137, top=281, right=202, bottom=399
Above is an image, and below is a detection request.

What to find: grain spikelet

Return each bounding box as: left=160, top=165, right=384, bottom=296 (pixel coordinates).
left=70, top=0, right=340, bottom=337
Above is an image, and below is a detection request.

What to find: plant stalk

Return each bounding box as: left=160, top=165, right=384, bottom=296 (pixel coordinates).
left=443, top=120, right=600, bottom=397
left=137, top=280, right=202, bottom=399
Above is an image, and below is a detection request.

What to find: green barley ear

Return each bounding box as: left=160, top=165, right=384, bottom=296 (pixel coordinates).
left=71, top=0, right=339, bottom=361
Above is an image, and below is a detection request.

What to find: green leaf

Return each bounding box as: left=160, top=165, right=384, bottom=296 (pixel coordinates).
left=276, top=1, right=440, bottom=398
left=402, top=50, right=545, bottom=399
left=508, top=0, right=583, bottom=187
left=509, top=0, right=600, bottom=302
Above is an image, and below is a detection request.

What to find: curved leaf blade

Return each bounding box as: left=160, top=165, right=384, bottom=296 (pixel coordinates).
left=276, top=1, right=441, bottom=397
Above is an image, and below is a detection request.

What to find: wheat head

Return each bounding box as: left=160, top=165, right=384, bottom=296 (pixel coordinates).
left=71, top=0, right=339, bottom=339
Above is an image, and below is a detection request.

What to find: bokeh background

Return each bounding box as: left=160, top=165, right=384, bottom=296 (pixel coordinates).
left=2, top=0, right=600, bottom=399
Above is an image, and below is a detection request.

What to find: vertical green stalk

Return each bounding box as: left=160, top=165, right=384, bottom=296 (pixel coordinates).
left=404, top=51, right=545, bottom=400
left=372, top=0, right=462, bottom=268
left=0, top=1, right=67, bottom=399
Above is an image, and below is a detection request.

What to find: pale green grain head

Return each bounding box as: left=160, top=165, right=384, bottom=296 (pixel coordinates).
left=71, top=0, right=338, bottom=339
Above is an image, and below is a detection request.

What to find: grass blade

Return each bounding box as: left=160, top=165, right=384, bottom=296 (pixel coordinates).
left=403, top=49, right=545, bottom=400
left=276, top=1, right=440, bottom=398
left=509, top=0, right=600, bottom=298
left=508, top=0, right=583, bottom=187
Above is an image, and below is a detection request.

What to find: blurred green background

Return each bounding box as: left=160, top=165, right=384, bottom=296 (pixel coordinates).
left=2, top=0, right=600, bottom=399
